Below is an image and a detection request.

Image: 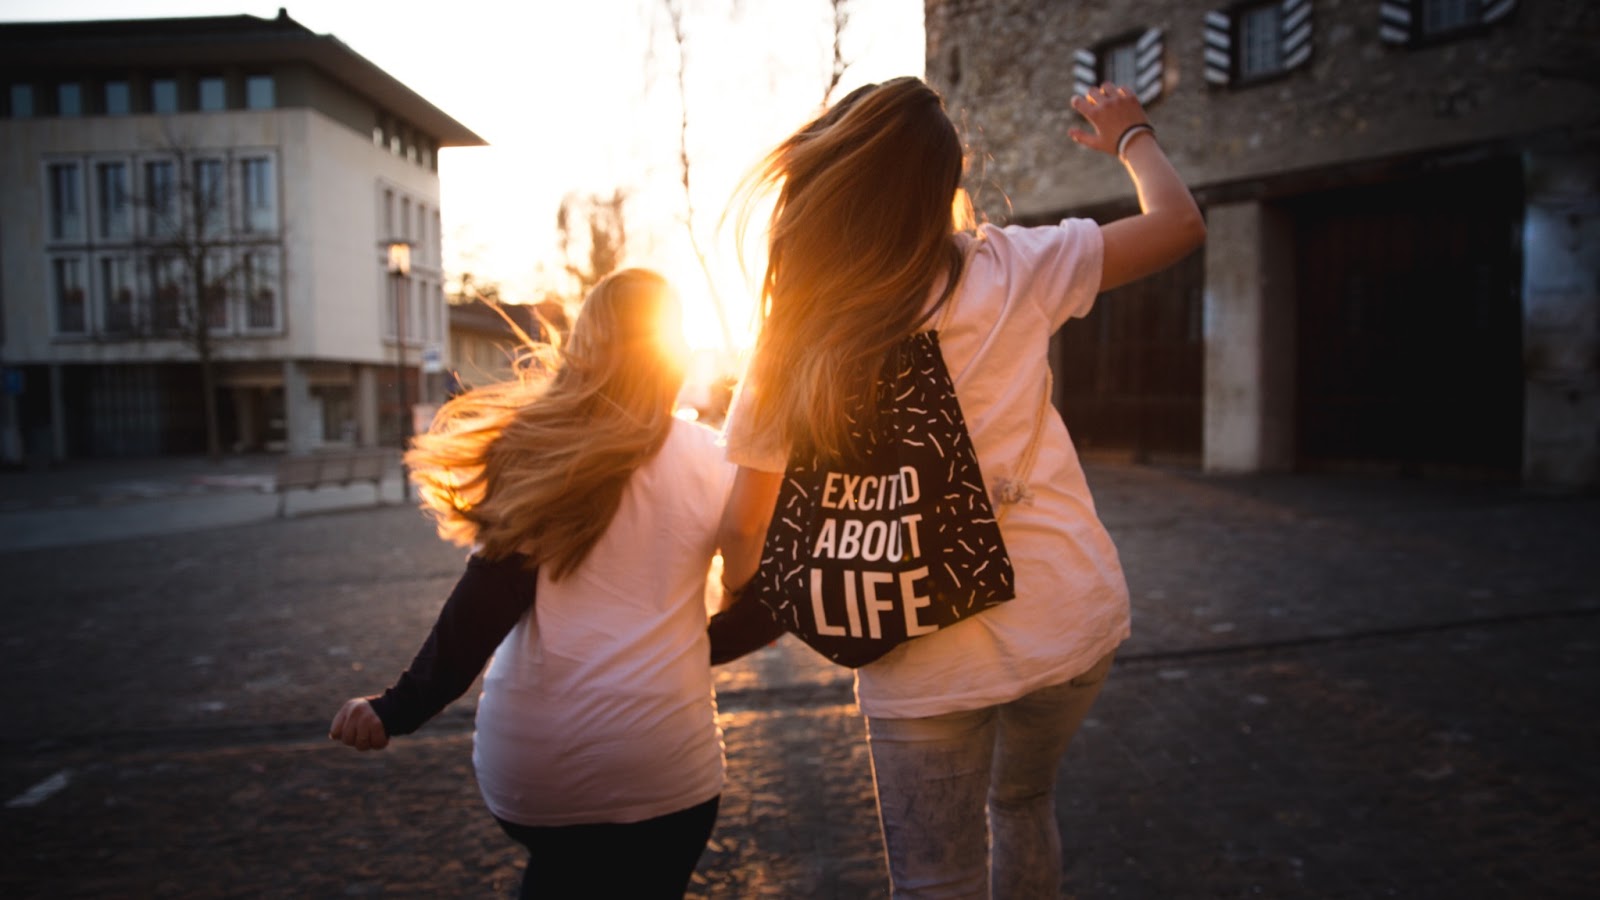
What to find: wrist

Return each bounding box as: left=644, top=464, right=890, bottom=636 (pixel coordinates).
left=1115, top=123, right=1156, bottom=161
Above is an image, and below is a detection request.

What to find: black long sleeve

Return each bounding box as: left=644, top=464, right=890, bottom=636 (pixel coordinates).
left=367, top=553, right=537, bottom=736
left=707, top=597, right=786, bottom=665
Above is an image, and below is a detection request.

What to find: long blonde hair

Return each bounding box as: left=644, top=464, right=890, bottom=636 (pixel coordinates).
left=406, top=268, right=685, bottom=580
left=736, top=77, right=972, bottom=462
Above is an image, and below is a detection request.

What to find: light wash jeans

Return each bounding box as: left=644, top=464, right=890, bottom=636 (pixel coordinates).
left=865, top=651, right=1115, bottom=899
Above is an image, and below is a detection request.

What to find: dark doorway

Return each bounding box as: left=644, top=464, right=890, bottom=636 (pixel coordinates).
left=1054, top=247, right=1205, bottom=463
left=1291, top=156, right=1523, bottom=476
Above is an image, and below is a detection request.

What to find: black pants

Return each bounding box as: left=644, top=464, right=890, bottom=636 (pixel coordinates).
left=495, top=794, right=720, bottom=899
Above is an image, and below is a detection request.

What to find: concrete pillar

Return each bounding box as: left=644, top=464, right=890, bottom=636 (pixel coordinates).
left=1202, top=202, right=1296, bottom=473
left=48, top=363, right=65, bottom=462
left=1522, top=147, right=1600, bottom=489
left=0, top=390, right=21, bottom=465
left=355, top=364, right=379, bottom=448
left=282, top=359, right=314, bottom=455
left=234, top=388, right=258, bottom=451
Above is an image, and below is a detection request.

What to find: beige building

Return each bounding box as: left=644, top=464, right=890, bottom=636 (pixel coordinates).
left=0, top=10, right=485, bottom=461
left=926, top=0, right=1599, bottom=487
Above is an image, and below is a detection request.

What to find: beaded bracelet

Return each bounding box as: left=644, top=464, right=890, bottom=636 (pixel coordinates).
left=1116, top=123, right=1156, bottom=160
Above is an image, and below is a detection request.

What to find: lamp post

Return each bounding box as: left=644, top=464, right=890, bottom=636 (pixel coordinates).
left=386, top=240, right=412, bottom=499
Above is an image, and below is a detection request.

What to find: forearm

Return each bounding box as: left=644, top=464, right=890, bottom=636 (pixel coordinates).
left=367, top=553, right=536, bottom=735
left=707, top=592, right=785, bottom=665
left=1120, top=133, right=1204, bottom=237
left=716, top=467, right=783, bottom=594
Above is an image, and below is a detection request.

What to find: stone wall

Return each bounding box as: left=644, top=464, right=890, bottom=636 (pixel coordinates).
left=925, top=0, right=1600, bottom=221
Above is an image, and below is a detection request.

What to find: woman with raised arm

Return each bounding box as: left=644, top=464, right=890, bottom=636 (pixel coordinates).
left=712, top=79, right=1205, bottom=898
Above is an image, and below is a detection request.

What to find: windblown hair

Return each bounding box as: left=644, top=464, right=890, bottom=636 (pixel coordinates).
left=405, top=268, right=685, bottom=580
left=736, top=76, right=973, bottom=462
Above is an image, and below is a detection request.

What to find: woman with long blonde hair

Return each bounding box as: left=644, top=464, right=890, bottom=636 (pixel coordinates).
left=331, top=269, right=734, bottom=899
left=713, top=78, right=1206, bottom=897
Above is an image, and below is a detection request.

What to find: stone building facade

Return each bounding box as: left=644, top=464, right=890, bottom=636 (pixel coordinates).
left=925, top=0, right=1599, bottom=486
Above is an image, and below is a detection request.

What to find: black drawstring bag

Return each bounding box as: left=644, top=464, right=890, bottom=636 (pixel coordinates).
left=745, top=328, right=1016, bottom=668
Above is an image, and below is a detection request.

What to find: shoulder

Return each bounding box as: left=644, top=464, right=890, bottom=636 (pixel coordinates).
left=666, top=416, right=725, bottom=456
left=966, top=218, right=1102, bottom=270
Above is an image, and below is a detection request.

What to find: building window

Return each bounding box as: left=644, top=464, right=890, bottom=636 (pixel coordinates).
left=420, top=143, right=432, bottom=170
left=242, top=249, right=281, bottom=331
left=432, top=283, right=445, bottom=344
left=1205, top=1, right=1313, bottom=88
left=372, top=124, right=385, bottom=147
left=100, top=255, right=136, bottom=334
left=1101, top=38, right=1140, bottom=90
left=389, top=131, right=403, bottom=156
left=58, top=83, right=83, bottom=117
left=1239, top=4, right=1284, bottom=78
left=401, top=197, right=412, bottom=243
left=9, top=84, right=33, bottom=117
left=151, top=78, right=179, bottom=114
left=1074, top=28, right=1165, bottom=105
left=96, top=161, right=132, bottom=241
left=245, top=75, right=274, bottom=110
left=104, top=80, right=130, bottom=115
left=198, top=76, right=227, bottom=111
left=1380, top=0, right=1516, bottom=46
left=147, top=254, right=184, bottom=333
left=48, top=162, right=84, bottom=242
left=1423, top=0, right=1479, bottom=34
left=192, top=158, right=227, bottom=236
left=381, top=262, right=398, bottom=340
left=409, top=279, right=423, bottom=345
left=201, top=250, right=231, bottom=331
left=383, top=189, right=396, bottom=238
left=239, top=156, right=277, bottom=234
left=53, top=256, right=88, bottom=335
left=145, top=160, right=178, bottom=238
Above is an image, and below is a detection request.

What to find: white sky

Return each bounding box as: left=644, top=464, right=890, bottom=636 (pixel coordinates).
left=0, top=0, right=925, bottom=352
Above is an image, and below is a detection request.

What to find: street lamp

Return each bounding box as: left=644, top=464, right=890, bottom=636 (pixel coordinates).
left=386, top=240, right=412, bottom=499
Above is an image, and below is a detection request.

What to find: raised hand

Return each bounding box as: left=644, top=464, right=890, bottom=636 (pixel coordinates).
left=1068, top=83, right=1154, bottom=158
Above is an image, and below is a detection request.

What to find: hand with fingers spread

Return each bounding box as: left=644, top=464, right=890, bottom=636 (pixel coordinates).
left=1068, top=82, right=1155, bottom=160
left=329, top=696, right=390, bottom=751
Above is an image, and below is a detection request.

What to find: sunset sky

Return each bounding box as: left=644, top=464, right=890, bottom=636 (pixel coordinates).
left=0, top=0, right=926, bottom=352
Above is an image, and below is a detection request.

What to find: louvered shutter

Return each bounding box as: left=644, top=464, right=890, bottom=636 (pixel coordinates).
left=1207, top=2, right=1311, bottom=87
left=1281, top=0, right=1313, bottom=71
left=1382, top=0, right=1517, bottom=46
left=1075, top=28, right=1163, bottom=103
left=1204, top=10, right=1234, bottom=86
left=1073, top=47, right=1099, bottom=99
left=1133, top=28, right=1165, bottom=104
left=1480, top=0, right=1517, bottom=24
left=1379, top=0, right=1412, bottom=44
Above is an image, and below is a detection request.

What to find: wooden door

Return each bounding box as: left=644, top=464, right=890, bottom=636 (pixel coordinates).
left=1292, top=157, right=1523, bottom=475
left=1054, top=247, right=1205, bottom=462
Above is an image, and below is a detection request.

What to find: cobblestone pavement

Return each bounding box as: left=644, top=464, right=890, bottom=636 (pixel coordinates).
left=1, top=463, right=1596, bottom=898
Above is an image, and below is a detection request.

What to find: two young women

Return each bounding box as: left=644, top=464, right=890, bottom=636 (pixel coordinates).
left=331, top=77, right=1203, bottom=899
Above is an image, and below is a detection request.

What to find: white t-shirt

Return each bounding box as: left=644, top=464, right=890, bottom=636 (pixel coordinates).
left=473, top=418, right=735, bottom=825
left=724, top=218, right=1130, bottom=720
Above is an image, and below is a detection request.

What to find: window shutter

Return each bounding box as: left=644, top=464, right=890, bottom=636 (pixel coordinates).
left=1281, top=0, right=1313, bottom=71
left=1480, top=0, right=1517, bottom=24
left=1133, top=28, right=1165, bottom=104
left=1204, top=10, right=1234, bottom=86
left=1073, top=47, right=1099, bottom=99
left=1379, top=0, right=1413, bottom=44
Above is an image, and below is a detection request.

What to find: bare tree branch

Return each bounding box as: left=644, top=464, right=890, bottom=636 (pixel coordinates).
left=822, top=0, right=852, bottom=107
left=662, top=0, right=736, bottom=355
